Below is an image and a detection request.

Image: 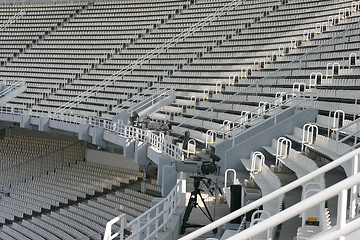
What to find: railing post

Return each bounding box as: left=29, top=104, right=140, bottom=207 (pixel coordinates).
left=163, top=199, right=170, bottom=230
left=131, top=220, right=141, bottom=240
left=337, top=189, right=348, bottom=240
left=350, top=154, right=359, bottom=218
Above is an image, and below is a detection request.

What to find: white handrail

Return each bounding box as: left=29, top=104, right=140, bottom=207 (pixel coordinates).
left=0, top=81, right=24, bottom=98
left=0, top=9, right=25, bottom=31
left=224, top=169, right=237, bottom=188
left=217, top=91, right=317, bottom=137
left=104, top=172, right=185, bottom=240
left=335, top=116, right=360, bottom=155
left=227, top=172, right=360, bottom=240
left=0, top=106, right=185, bottom=162
left=126, top=87, right=175, bottom=116
left=179, top=148, right=360, bottom=240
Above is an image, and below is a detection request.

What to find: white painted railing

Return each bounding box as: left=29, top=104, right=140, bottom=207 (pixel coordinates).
left=104, top=172, right=185, bottom=240
left=334, top=117, right=360, bottom=155
left=126, top=87, right=175, bottom=117
left=0, top=105, right=184, bottom=162
left=0, top=105, right=185, bottom=162
left=112, top=87, right=173, bottom=113
left=217, top=92, right=317, bottom=138
left=0, top=80, right=25, bottom=98
left=180, top=148, right=360, bottom=240
left=62, top=113, right=185, bottom=162
left=0, top=9, right=25, bottom=31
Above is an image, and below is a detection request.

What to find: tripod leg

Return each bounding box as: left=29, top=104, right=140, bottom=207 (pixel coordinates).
left=181, top=192, right=197, bottom=234
left=198, top=193, right=217, bottom=234
left=198, top=193, right=214, bottom=222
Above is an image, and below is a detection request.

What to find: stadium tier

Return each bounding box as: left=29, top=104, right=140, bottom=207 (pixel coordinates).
left=0, top=0, right=360, bottom=239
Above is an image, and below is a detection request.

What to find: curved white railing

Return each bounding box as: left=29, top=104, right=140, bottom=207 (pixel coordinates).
left=180, top=148, right=360, bottom=240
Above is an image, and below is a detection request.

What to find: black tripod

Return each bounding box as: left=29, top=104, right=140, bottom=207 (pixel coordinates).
left=181, top=176, right=217, bottom=234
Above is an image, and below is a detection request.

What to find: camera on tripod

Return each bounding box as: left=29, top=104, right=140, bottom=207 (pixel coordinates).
left=174, top=153, right=221, bottom=176
left=175, top=153, right=221, bottom=235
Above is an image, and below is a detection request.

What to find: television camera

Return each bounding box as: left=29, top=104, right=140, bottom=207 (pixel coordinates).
left=175, top=153, right=221, bottom=235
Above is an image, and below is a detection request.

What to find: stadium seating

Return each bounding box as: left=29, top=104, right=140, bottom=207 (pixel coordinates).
left=0, top=144, right=160, bottom=239
left=1, top=0, right=360, bottom=239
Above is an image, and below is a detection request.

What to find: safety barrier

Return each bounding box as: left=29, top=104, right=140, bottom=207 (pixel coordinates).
left=0, top=9, right=25, bottom=31
left=217, top=91, right=317, bottom=138
left=111, top=87, right=174, bottom=115
left=0, top=81, right=25, bottom=99
left=334, top=117, right=360, bottom=155
left=104, top=172, right=185, bottom=240
left=180, top=148, right=360, bottom=240
left=126, top=87, right=175, bottom=117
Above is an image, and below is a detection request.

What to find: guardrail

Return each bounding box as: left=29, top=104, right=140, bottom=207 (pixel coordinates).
left=0, top=81, right=25, bottom=99
left=0, top=105, right=185, bottom=160
left=335, top=117, right=360, bottom=155
left=217, top=91, right=317, bottom=138
left=53, top=0, right=246, bottom=114
left=104, top=172, right=185, bottom=240
left=180, top=148, right=360, bottom=240
left=0, top=9, right=25, bottom=31
left=126, top=87, right=175, bottom=117
left=111, top=87, right=169, bottom=113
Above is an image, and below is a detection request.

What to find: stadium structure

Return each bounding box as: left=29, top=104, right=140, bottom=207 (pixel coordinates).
left=0, top=0, right=360, bottom=239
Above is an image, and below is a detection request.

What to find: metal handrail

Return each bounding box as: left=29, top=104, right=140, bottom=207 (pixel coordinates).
left=112, top=87, right=165, bottom=112
left=126, top=172, right=184, bottom=240
left=228, top=172, right=360, bottom=240
left=217, top=91, right=317, bottom=137
left=103, top=173, right=185, bottom=240
left=54, top=0, right=244, bottom=115
left=126, top=87, right=175, bottom=116
left=0, top=9, right=25, bottom=31
left=179, top=148, right=360, bottom=240
left=0, top=81, right=24, bottom=98
left=335, top=117, right=360, bottom=155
